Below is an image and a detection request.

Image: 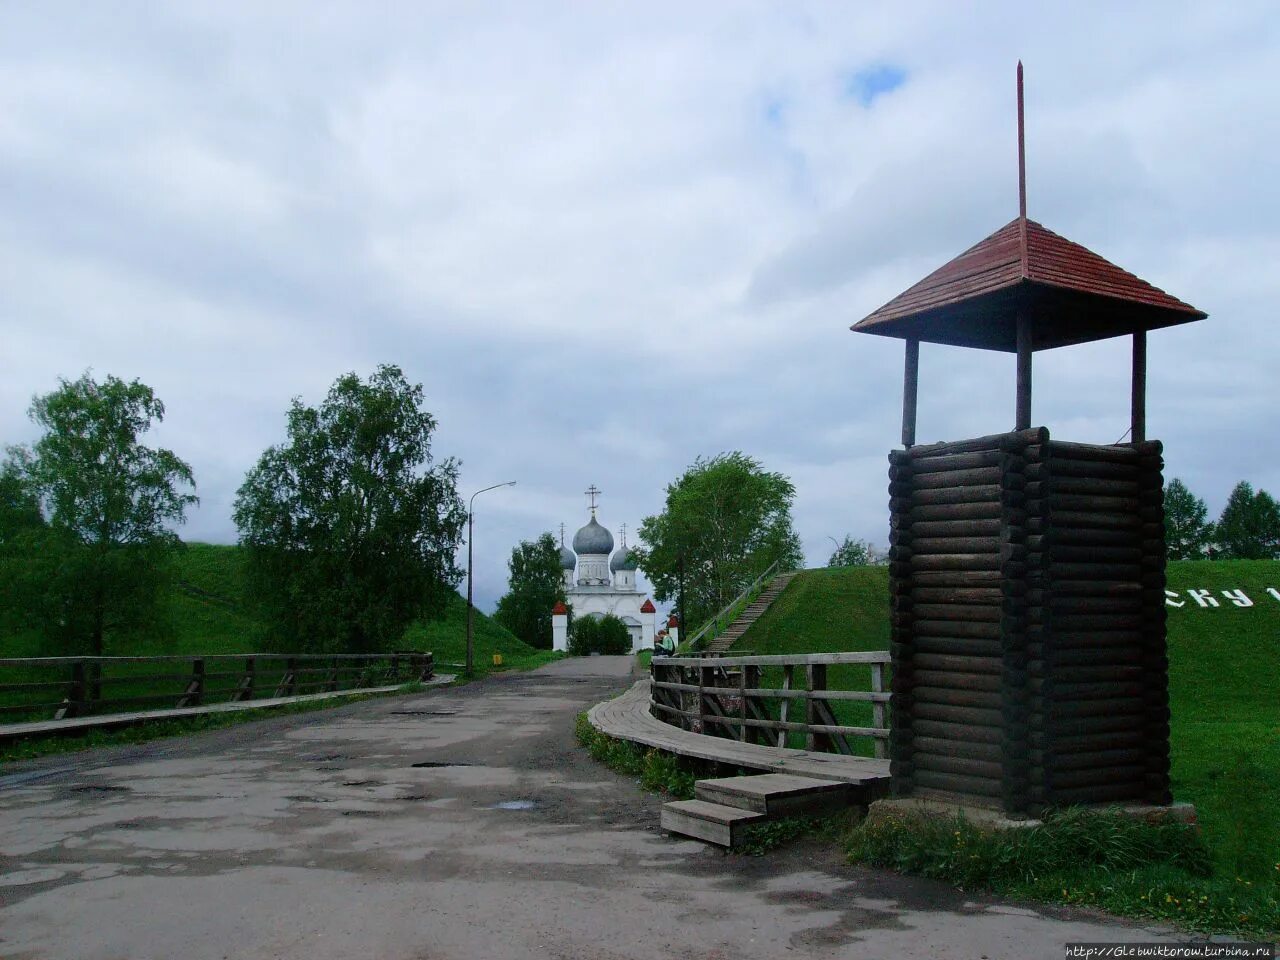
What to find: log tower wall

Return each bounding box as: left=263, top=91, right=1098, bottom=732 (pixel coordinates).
left=888, top=427, right=1171, bottom=817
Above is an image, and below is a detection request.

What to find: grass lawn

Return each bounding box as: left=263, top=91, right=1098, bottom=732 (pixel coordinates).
left=729, top=561, right=1280, bottom=881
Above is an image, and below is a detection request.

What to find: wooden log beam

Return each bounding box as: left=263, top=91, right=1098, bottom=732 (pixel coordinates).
left=914, top=736, right=1003, bottom=761
left=912, top=718, right=1003, bottom=743
left=912, top=753, right=1003, bottom=780
left=1045, top=440, right=1143, bottom=463
left=1016, top=313, right=1032, bottom=430
left=912, top=570, right=1003, bottom=586
left=911, top=467, right=1004, bottom=490
left=908, top=502, right=1003, bottom=522
left=911, top=554, right=1001, bottom=571
left=909, top=485, right=1003, bottom=506
left=915, top=769, right=1005, bottom=799
left=1049, top=783, right=1148, bottom=805
left=913, top=669, right=1001, bottom=691
left=911, top=587, right=1004, bottom=604
left=912, top=686, right=1002, bottom=709
left=903, top=428, right=1045, bottom=459
left=1132, top=330, right=1147, bottom=444
left=913, top=636, right=1003, bottom=657
left=911, top=603, right=1001, bottom=621
left=912, top=536, right=1002, bottom=555
left=902, top=338, right=919, bottom=448
left=911, top=451, right=1005, bottom=473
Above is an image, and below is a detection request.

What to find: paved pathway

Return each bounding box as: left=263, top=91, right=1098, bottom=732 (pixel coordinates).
left=0, top=655, right=1176, bottom=959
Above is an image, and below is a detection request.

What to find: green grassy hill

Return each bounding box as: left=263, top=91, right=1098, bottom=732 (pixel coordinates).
left=734, top=560, right=1280, bottom=875
left=1, top=542, right=548, bottom=676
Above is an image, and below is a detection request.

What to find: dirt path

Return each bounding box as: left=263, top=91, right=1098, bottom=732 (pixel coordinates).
left=0, top=655, right=1175, bottom=959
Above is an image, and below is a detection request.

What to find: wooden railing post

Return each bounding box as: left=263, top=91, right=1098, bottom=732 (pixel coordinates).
left=237, top=657, right=256, bottom=701
left=274, top=657, right=297, bottom=698
left=871, top=663, right=887, bottom=759
left=58, top=661, right=86, bottom=719
left=697, top=663, right=709, bottom=734
left=777, top=665, right=793, bottom=748
left=327, top=656, right=339, bottom=692
left=88, top=661, right=102, bottom=709
left=178, top=659, right=205, bottom=708
left=805, top=663, right=825, bottom=751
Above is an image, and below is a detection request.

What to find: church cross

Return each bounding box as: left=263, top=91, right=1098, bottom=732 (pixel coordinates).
left=559, top=522, right=566, bottom=546
left=619, top=522, right=627, bottom=547
left=585, top=484, right=602, bottom=516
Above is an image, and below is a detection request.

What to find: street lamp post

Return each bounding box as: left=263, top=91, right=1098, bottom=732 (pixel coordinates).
left=466, top=481, right=516, bottom=678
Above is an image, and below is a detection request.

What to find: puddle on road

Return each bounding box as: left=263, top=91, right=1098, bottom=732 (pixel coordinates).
left=390, top=710, right=457, bottom=717
left=68, top=784, right=130, bottom=794
left=489, top=800, right=538, bottom=811
left=341, top=780, right=378, bottom=787
left=411, top=761, right=472, bottom=768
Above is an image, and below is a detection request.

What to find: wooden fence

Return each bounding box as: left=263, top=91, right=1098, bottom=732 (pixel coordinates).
left=649, top=652, right=890, bottom=758
left=0, top=652, right=435, bottom=722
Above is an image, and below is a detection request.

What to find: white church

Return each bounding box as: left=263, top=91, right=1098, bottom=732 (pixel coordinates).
left=551, top=486, right=657, bottom=654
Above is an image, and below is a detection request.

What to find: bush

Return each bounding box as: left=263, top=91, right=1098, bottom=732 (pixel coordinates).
left=567, top=613, right=630, bottom=656
left=574, top=713, right=696, bottom=799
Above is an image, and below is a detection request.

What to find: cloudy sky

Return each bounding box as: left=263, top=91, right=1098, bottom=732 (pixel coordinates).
left=2, top=2, right=1276, bottom=611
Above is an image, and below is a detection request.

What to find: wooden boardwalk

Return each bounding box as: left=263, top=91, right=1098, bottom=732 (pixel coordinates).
left=588, top=680, right=890, bottom=791
left=0, top=675, right=455, bottom=743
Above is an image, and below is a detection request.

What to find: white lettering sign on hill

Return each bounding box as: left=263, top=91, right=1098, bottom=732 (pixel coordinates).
left=1165, top=587, right=1280, bottom=608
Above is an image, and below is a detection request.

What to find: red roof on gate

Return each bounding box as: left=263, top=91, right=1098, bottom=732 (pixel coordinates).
left=667, top=615, right=679, bottom=628
left=551, top=601, right=567, bottom=616
left=640, top=599, right=656, bottom=613
left=852, top=218, right=1205, bottom=352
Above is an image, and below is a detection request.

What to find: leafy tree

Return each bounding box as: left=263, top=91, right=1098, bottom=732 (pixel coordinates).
left=3, top=374, right=197, bottom=655
left=0, top=464, right=47, bottom=637
left=828, top=535, right=873, bottom=567
left=494, top=532, right=565, bottom=650
left=568, top=613, right=630, bottom=656
left=635, top=452, right=803, bottom=631
left=1214, top=481, right=1280, bottom=560
left=234, top=365, right=466, bottom=653
left=1163, top=478, right=1212, bottom=560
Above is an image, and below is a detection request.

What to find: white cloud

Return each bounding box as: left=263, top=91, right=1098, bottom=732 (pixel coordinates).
left=2, top=1, right=1277, bottom=609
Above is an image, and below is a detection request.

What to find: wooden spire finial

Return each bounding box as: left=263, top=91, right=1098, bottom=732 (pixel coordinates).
left=1017, top=61, right=1028, bottom=276
left=1017, top=61, right=1026, bottom=220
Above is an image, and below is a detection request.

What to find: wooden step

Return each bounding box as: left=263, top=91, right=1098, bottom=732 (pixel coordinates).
left=695, top=774, right=853, bottom=818
left=660, top=799, right=765, bottom=847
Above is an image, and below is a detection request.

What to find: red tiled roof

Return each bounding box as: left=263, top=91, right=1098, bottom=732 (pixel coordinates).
left=852, top=218, right=1205, bottom=351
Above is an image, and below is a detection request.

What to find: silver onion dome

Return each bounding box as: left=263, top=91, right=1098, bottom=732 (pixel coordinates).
left=559, top=545, right=576, bottom=570
left=572, top=517, right=614, bottom=555
left=610, top=546, right=638, bottom=572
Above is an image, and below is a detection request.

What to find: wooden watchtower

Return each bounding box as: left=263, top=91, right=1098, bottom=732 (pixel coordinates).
left=852, top=66, right=1206, bottom=817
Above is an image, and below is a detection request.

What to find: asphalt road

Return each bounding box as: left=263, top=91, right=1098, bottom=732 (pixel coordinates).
left=0, top=655, right=1177, bottom=959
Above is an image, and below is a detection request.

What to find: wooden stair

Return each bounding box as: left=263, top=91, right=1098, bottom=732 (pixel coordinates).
left=701, top=572, right=796, bottom=654
left=661, top=773, right=854, bottom=848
